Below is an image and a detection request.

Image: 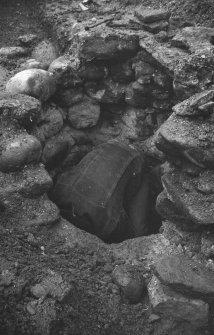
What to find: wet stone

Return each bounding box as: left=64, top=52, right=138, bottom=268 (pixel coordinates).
left=154, top=254, right=214, bottom=300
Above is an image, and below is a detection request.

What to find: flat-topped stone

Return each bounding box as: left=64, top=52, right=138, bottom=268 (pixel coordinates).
left=172, top=90, right=214, bottom=116
left=138, top=20, right=169, bottom=34
left=156, top=112, right=214, bottom=167
left=80, top=33, right=140, bottom=61
left=154, top=254, right=214, bottom=300
left=162, top=170, right=214, bottom=226
left=135, top=8, right=170, bottom=24
left=139, top=35, right=187, bottom=77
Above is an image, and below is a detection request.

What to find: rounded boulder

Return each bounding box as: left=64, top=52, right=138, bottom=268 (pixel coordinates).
left=0, top=134, right=42, bottom=172
left=6, top=69, right=57, bottom=102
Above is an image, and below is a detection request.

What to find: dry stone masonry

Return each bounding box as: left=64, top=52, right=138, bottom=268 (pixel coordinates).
left=1, top=0, right=214, bottom=334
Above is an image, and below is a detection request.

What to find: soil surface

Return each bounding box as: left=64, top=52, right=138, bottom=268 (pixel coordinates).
left=0, top=0, right=47, bottom=48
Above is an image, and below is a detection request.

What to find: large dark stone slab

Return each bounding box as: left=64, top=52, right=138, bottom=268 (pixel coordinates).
left=52, top=141, right=143, bottom=239
left=80, top=33, right=139, bottom=61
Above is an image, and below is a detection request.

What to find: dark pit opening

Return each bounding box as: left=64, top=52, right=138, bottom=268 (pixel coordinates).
left=49, top=159, right=163, bottom=244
